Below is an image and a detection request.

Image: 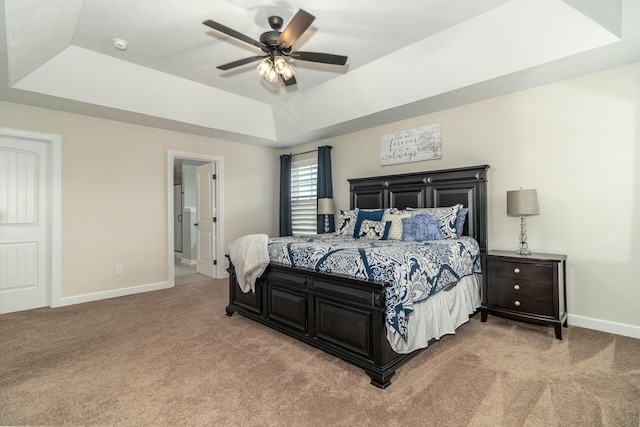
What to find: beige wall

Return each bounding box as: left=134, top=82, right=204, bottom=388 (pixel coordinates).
left=2, top=60, right=639, bottom=333
left=286, top=62, right=640, bottom=332
left=0, top=101, right=278, bottom=298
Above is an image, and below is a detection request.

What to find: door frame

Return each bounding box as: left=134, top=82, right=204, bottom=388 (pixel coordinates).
left=167, top=150, right=225, bottom=284
left=173, top=184, right=183, bottom=253
left=0, top=127, right=62, bottom=309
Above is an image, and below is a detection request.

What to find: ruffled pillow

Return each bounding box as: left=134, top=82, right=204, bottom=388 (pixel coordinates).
left=406, top=205, right=461, bottom=239
left=401, top=214, right=443, bottom=242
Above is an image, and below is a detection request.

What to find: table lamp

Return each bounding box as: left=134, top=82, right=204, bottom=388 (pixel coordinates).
left=506, top=189, right=539, bottom=255
left=317, top=198, right=335, bottom=233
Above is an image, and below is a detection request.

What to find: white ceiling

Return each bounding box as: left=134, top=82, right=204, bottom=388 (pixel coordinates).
left=1, top=0, right=639, bottom=148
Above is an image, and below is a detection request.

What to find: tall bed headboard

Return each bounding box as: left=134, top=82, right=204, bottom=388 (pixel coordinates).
left=348, top=164, right=489, bottom=252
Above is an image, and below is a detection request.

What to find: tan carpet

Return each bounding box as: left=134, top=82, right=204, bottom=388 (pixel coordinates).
left=1, top=278, right=639, bottom=426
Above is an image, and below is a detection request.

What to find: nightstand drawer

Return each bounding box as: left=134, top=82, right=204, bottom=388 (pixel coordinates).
left=487, top=291, right=554, bottom=317
left=486, top=259, right=552, bottom=281
left=486, top=276, right=551, bottom=299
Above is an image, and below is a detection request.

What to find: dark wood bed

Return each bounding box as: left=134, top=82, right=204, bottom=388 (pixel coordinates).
left=225, top=164, right=489, bottom=388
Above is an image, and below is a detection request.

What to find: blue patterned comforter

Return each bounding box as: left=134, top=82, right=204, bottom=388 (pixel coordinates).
left=268, top=235, right=481, bottom=341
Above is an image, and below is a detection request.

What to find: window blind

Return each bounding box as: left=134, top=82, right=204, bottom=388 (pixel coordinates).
left=291, top=160, right=317, bottom=236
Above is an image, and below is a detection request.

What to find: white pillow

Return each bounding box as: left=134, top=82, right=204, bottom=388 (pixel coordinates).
left=381, top=211, right=412, bottom=240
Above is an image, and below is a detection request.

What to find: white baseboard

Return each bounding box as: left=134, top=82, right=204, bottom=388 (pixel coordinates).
left=56, top=281, right=172, bottom=307
left=181, top=258, right=197, bottom=266
left=568, top=314, right=640, bottom=339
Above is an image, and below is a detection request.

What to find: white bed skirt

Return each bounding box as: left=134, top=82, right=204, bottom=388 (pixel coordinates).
left=386, top=274, right=482, bottom=354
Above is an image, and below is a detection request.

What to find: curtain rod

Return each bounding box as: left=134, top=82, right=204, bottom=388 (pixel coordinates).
left=290, top=145, right=332, bottom=156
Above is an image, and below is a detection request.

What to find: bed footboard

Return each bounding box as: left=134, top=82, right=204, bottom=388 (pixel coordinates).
left=225, top=259, right=421, bottom=388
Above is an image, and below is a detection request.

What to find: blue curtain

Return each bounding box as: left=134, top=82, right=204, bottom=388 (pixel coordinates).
left=279, top=154, right=292, bottom=236
left=317, top=145, right=335, bottom=233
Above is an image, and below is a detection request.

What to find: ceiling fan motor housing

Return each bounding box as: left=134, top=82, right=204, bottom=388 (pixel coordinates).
left=259, top=30, right=281, bottom=48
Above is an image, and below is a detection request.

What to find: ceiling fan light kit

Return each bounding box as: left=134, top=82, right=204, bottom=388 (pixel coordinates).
left=203, top=9, right=347, bottom=86
left=266, top=66, right=279, bottom=83
left=256, top=58, right=273, bottom=78
left=273, top=56, right=295, bottom=79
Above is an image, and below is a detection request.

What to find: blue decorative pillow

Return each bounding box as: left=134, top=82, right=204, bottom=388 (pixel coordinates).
left=337, top=209, right=359, bottom=236
left=456, top=207, right=469, bottom=238
left=358, top=220, right=391, bottom=240
left=401, top=214, right=443, bottom=242
left=353, top=209, right=386, bottom=237
left=406, top=205, right=461, bottom=239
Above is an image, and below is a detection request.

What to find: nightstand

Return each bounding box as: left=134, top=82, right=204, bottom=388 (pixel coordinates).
left=481, top=250, right=568, bottom=340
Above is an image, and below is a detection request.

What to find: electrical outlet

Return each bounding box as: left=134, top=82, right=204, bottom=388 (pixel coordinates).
left=115, top=264, right=124, bottom=275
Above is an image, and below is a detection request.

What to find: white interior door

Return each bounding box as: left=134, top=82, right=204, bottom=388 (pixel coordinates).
left=196, top=163, right=216, bottom=278
left=0, top=137, right=49, bottom=314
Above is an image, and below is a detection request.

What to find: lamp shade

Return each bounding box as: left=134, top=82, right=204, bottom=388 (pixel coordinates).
left=317, top=198, right=335, bottom=215
left=507, top=189, right=539, bottom=216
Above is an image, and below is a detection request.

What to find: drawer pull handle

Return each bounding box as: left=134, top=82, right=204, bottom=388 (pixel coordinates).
left=514, top=268, right=521, bottom=274
left=514, top=301, right=521, bottom=307
left=514, top=284, right=520, bottom=290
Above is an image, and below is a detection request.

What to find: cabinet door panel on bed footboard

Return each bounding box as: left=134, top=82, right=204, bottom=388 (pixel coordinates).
left=267, top=286, right=308, bottom=333
left=229, top=271, right=262, bottom=314
left=315, top=298, right=371, bottom=357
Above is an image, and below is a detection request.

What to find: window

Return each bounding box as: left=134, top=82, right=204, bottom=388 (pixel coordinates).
left=291, top=158, right=317, bottom=235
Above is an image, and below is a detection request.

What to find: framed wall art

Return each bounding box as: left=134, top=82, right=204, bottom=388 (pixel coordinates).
left=380, top=123, right=442, bottom=166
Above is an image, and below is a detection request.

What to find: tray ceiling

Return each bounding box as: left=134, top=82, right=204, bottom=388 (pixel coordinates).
left=1, top=0, right=638, bottom=147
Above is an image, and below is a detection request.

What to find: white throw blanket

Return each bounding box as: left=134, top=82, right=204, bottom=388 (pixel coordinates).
left=228, top=234, right=269, bottom=293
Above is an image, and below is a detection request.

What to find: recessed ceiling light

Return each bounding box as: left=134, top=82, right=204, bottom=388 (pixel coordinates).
left=113, top=38, right=128, bottom=51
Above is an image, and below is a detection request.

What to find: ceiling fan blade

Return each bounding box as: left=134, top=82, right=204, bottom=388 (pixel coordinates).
left=217, top=55, right=267, bottom=71
left=203, top=19, right=268, bottom=52
left=287, top=51, right=348, bottom=66
left=283, top=75, right=297, bottom=86
left=277, top=9, right=315, bottom=50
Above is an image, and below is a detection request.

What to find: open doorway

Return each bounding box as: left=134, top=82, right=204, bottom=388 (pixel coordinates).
left=167, top=151, right=225, bottom=286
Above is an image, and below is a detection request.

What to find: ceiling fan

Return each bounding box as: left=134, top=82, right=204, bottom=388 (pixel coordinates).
left=203, top=9, right=348, bottom=86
